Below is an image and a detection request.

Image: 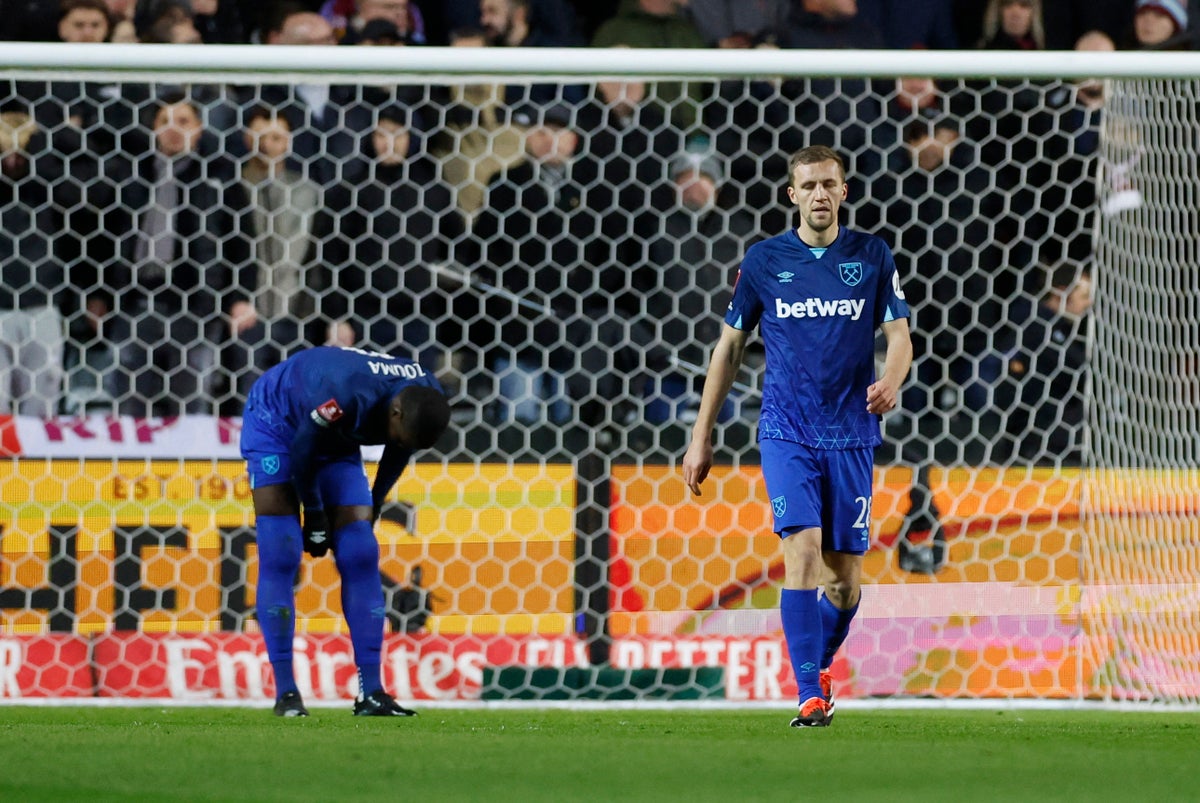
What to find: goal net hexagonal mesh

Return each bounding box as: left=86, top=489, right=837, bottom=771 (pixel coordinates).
left=0, top=47, right=1197, bottom=705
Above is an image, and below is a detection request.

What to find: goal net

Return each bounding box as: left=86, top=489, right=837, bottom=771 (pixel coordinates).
left=0, top=45, right=1197, bottom=705
left=1084, top=77, right=1200, bottom=702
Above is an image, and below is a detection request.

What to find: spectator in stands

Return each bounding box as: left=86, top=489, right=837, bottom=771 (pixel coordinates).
left=870, top=117, right=1006, bottom=436
left=683, top=0, right=787, bottom=201
left=133, top=2, right=246, bottom=157
left=323, top=105, right=464, bottom=364
left=577, top=63, right=683, bottom=234
left=212, top=297, right=286, bottom=416
left=476, top=0, right=586, bottom=106
left=976, top=0, right=1044, bottom=50
left=256, top=10, right=374, bottom=188
left=187, top=0, right=246, bottom=43
left=852, top=76, right=958, bottom=248
left=355, top=17, right=407, bottom=44
left=210, top=104, right=323, bottom=415
left=995, top=265, right=1092, bottom=464
left=684, top=0, right=789, bottom=48
left=776, top=1, right=884, bottom=212
left=868, top=75, right=961, bottom=160
left=61, top=0, right=112, bottom=41
left=963, top=1, right=1061, bottom=293
left=263, top=8, right=340, bottom=52
left=642, top=151, right=761, bottom=422
left=105, top=91, right=253, bottom=416
left=237, top=107, right=324, bottom=284
left=592, top=0, right=708, bottom=133
left=859, top=0, right=958, bottom=49
left=480, top=0, right=583, bottom=46
left=1039, top=29, right=1113, bottom=264
left=1125, top=0, right=1191, bottom=50
left=967, top=0, right=1052, bottom=206
left=265, top=6, right=340, bottom=44
left=31, top=0, right=124, bottom=136
left=15, top=6, right=121, bottom=313
left=471, top=101, right=614, bottom=424
left=781, top=0, right=884, bottom=49
left=143, top=10, right=202, bottom=41
left=1070, top=30, right=1117, bottom=109
left=135, top=0, right=201, bottom=43
left=564, top=78, right=690, bottom=425
left=37, top=0, right=139, bottom=145
left=321, top=0, right=426, bottom=44
left=0, top=107, right=64, bottom=418
left=1040, top=0, right=1132, bottom=50
left=344, top=15, right=429, bottom=109
left=429, top=26, right=525, bottom=219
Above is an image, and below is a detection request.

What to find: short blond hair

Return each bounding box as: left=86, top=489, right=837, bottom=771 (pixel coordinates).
left=787, top=145, right=846, bottom=185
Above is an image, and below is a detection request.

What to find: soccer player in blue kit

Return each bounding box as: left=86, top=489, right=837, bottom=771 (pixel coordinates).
left=682, top=145, right=912, bottom=727
left=240, top=345, right=451, bottom=717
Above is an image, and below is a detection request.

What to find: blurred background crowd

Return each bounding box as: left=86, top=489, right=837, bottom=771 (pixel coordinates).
left=2, top=0, right=1192, bottom=466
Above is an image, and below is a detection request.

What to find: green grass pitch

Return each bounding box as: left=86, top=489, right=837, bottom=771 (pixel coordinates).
left=2, top=706, right=1197, bottom=801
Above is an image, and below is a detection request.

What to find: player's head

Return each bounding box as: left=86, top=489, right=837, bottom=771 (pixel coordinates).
left=388, top=386, right=451, bottom=449
left=786, top=145, right=848, bottom=237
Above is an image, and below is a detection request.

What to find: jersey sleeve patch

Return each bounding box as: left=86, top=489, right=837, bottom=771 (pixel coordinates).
left=312, top=398, right=344, bottom=427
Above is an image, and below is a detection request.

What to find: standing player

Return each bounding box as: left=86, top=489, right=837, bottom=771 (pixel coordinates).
left=682, top=145, right=912, bottom=727
left=241, top=345, right=451, bottom=717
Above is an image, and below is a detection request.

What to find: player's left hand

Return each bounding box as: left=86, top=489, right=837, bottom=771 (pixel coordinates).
left=303, top=509, right=331, bottom=557
left=866, top=379, right=899, bottom=415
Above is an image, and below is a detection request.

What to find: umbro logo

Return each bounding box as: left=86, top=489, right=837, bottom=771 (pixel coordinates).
left=777, top=271, right=795, bottom=284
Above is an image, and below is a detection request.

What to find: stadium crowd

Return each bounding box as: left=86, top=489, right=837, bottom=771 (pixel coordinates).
left=1, top=0, right=1187, bottom=464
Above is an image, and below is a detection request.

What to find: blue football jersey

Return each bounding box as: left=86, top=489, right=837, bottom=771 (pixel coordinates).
left=725, top=227, right=910, bottom=449
left=243, top=346, right=444, bottom=507
left=249, top=346, right=442, bottom=445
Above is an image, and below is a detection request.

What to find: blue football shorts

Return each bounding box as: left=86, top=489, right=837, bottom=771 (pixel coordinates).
left=758, top=438, right=875, bottom=554
left=240, top=397, right=372, bottom=509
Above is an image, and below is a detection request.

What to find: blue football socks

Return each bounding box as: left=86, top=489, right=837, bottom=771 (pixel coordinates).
left=780, top=588, right=823, bottom=702
left=255, top=514, right=303, bottom=697
left=333, top=519, right=387, bottom=697
left=819, top=593, right=860, bottom=670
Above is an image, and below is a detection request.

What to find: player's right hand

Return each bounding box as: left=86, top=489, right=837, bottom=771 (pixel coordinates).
left=303, top=509, right=331, bottom=557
